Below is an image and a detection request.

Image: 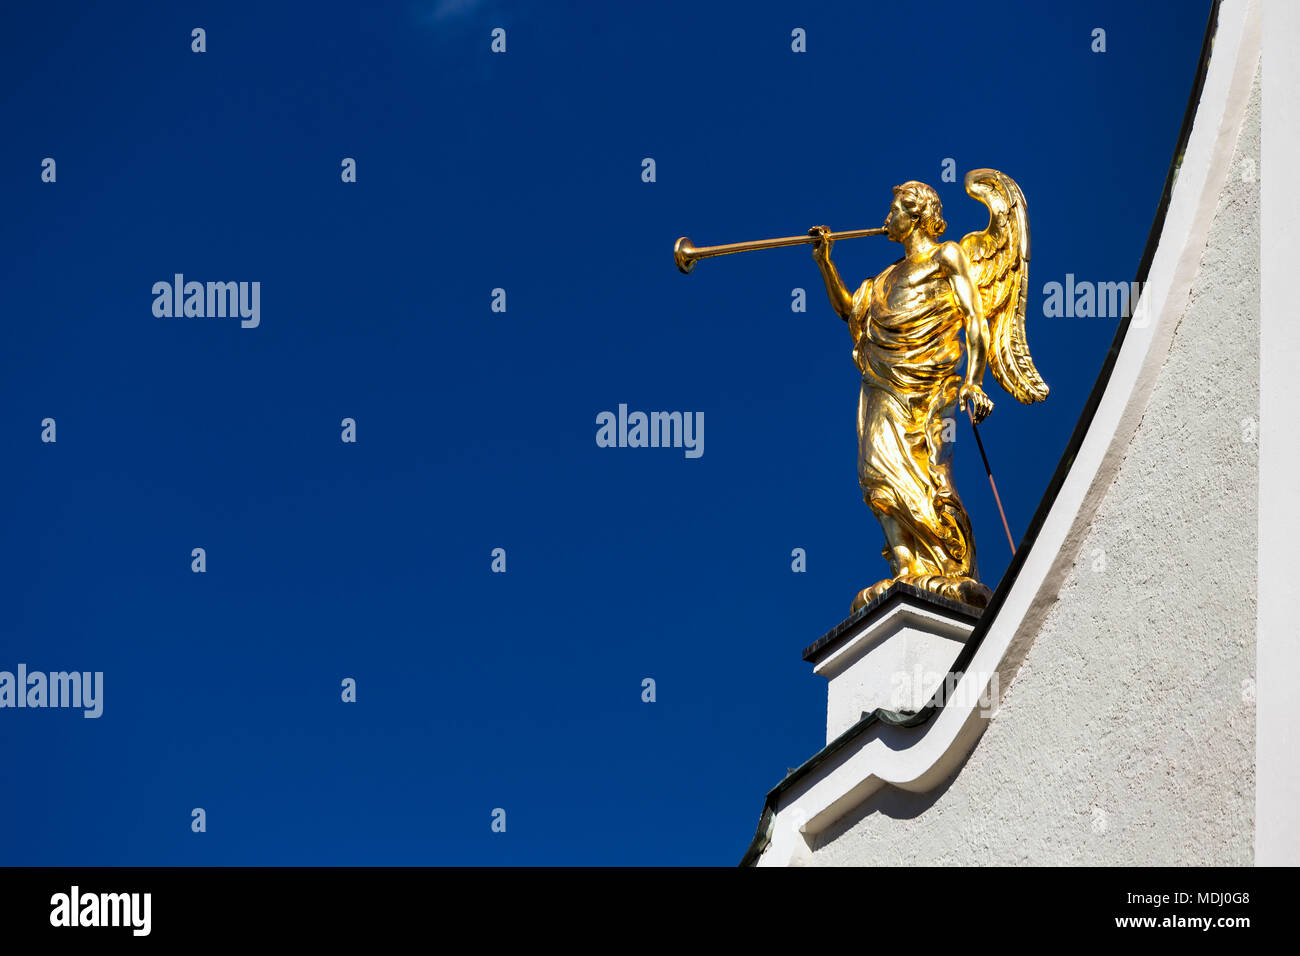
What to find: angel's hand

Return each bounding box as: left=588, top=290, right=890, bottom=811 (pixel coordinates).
left=809, top=225, right=833, bottom=264
left=960, top=384, right=994, bottom=424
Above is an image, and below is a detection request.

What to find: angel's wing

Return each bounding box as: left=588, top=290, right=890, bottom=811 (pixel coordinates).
left=959, top=169, right=1048, bottom=404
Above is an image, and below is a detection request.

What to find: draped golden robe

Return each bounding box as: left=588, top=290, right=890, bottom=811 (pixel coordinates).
left=848, top=259, right=992, bottom=610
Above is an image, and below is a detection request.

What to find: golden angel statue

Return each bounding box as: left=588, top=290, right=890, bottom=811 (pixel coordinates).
left=809, top=170, right=1047, bottom=612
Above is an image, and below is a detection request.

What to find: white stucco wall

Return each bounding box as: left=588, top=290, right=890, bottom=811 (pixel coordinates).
left=809, top=71, right=1260, bottom=867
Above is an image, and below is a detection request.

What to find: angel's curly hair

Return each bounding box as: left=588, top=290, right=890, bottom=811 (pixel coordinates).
left=892, top=181, right=947, bottom=239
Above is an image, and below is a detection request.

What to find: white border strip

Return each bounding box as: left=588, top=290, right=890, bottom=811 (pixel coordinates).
left=1256, top=0, right=1300, bottom=866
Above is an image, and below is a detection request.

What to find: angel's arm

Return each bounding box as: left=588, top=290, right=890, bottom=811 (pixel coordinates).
left=807, top=225, right=858, bottom=325
left=847, top=278, right=872, bottom=345
left=939, top=242, right=988, bottom=390
left=818, top=258, right=854, bottom=321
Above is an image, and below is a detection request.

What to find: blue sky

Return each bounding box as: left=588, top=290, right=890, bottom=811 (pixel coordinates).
left=0, top=1, right=1210, bottom=865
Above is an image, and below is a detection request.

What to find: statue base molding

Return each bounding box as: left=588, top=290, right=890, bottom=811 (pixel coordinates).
left=803, top=583, right=983, bottom=745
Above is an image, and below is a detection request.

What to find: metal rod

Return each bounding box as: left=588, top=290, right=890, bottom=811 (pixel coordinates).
left=674, top=225, right=888, bottom=274
left=967, top=411, right=1016, bottom=557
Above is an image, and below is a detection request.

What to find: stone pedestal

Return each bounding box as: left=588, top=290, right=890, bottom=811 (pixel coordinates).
left=802, top=583, right=983, bottom=745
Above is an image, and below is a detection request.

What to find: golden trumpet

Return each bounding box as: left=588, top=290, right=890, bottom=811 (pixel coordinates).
left=673, top=225, right=888, bottom=274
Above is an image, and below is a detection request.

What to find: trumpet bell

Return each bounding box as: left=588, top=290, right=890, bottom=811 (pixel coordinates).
left=673, top=237, right=697, bottom=274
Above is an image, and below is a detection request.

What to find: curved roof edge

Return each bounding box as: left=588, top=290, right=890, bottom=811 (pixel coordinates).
left=742, top=0, right=1261, bottom=867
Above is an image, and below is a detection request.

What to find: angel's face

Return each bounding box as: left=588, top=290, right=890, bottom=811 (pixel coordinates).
left=886, top=194, right=913, bottom=242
